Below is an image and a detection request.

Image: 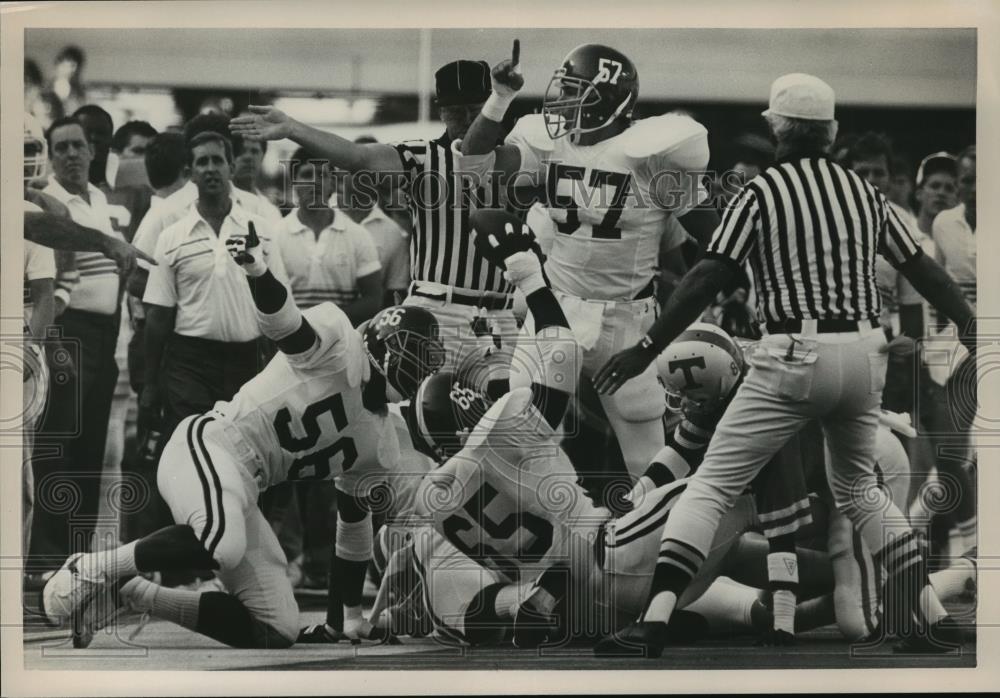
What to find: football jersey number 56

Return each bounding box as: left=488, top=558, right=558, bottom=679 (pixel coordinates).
left=546, top=164, right=633, bottom=239
left=275, top=393, right=358, bottom=480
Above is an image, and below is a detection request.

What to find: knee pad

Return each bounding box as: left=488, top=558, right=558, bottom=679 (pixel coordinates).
left=336, top=512, right=373, bottom=562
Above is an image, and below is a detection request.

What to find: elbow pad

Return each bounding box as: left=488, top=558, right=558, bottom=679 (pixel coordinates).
left=451, top=139, right=498, bottom=179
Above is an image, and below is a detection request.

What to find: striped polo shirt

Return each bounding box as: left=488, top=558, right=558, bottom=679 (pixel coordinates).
left=144, top=202, right=287, bottom=342
left=43, top=178, right=123, bottom=316
left=706, top=152, right=923, bottom=324
left=393, top=135, right=514, bottom=296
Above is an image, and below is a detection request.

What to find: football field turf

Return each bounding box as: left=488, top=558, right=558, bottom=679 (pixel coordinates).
left=22, top=594, right=976, bottom=672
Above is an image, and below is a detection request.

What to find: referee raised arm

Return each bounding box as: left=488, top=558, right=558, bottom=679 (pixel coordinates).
left=595, top=73, right=976, bottom=655
left=229, top=61, right=517, bottom=394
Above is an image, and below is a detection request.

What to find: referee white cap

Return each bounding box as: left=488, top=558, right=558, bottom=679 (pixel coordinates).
left=762, top=73, right=836, bottom=120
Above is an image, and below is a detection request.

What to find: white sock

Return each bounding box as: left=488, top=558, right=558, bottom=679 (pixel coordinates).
left=929, top=559, right=975, bottom=601
left=81, top=541, right=138, bottom=581
left=772, top=590, right=796, bottom=634
left=919, top=584, right=948, bottom=625
left=125, top=576, right=200, bottom=632
left=682, top=578, right=758, bottom=633
left=343, top=605, right=365, bottom=635
left=643, top=591, right=678, bottom=624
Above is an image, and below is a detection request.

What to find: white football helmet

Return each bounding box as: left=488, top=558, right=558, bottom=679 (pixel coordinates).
left=656, top=323, right=744, bottom=415
left=24, top=113, right=47, bottom=184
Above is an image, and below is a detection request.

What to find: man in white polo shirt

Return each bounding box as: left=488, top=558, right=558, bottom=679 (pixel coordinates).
left=142, top=131, right=286, bottom=443
left=277, top=148, right=382, bottom=322
left=31, top=115, right=126, bottom=573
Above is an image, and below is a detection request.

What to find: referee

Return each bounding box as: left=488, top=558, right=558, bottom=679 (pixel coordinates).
left=594, top=73, right=976, bottom=655
left=229, top=60, right=517, bottom=393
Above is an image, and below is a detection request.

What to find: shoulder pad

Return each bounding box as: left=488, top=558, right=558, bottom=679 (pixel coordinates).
left=623, top=114, right=709, bottom=161
left=505, top=114, right=555, bottom=154
left=464, top=387, right=535, bottom=450
left=300, top=302, right=364, bottom=382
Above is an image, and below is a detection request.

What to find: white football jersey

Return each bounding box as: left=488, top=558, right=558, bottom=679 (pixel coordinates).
left=211, top=302, right=399, bottom=491
left=506, top=113, right=710, bottom=300
left=419, top=387, right=609, bottom=582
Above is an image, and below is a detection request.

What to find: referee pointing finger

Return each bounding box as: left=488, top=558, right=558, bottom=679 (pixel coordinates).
left=596, top=73, right=977, bottom=656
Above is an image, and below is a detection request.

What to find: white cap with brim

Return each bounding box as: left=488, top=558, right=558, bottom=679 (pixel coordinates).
left=762, top=73, right=836, bottom=121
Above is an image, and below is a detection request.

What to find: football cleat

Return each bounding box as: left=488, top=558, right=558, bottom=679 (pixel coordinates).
left=297, top=623, right=349, bottom=644
left=342, top=617, right=398, bottom=645
left=73, top=576, right=148, bottom=649
left=593, top=620, right=669, bottom=658
left=40, top=553, right=104, bottom=629
left=512, top=567, right=567, bottom=649
left=756, top=628, right=796, bottom=647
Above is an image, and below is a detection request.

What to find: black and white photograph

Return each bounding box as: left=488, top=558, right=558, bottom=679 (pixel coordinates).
left=2, top=1, right=998, bottom=694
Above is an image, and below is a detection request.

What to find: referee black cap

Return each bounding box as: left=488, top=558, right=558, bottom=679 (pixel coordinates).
left=435, top=60, right=491, bottom=106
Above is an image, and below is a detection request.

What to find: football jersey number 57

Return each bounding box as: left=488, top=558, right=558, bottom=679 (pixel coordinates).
left=275, top=393, right=359, bottom=480
left=546, top=164, right=632, bottom=239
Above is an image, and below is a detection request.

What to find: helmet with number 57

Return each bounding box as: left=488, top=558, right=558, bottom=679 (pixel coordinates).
left=405, top=371, right=492, bottom=462
left=362, top=306, right=446, bottom=401
left=542, top=43, right=639, bottom=144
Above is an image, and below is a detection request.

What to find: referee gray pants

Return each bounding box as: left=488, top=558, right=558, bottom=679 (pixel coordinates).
left=663, top=325, right=904, bottom=564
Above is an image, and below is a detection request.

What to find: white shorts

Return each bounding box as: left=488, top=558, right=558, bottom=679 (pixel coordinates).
left=157, top=414, right=299, bottom=642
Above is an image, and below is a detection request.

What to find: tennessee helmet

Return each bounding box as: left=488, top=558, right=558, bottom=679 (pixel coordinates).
left=542, top=43, right=638, bottom=143
left=362, top=306, right=445, bottom=401
left=24, top=113, right=47, bottom=184
left=405, top=371, right=492, bottom=462
left=656, top=323, right=744, bottom=415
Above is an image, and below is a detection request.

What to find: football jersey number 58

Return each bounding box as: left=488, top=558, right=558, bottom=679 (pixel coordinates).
left=275, top=393, right=358, bottom=480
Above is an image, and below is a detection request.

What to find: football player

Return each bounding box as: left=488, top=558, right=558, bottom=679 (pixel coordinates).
left=40, top=226, right=444, bottom=649
left=375, top=211, right=798, bottom=648
left=458, top=41, right=722, bottom=483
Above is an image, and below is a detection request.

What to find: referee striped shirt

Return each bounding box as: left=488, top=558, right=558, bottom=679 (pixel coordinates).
left=393, top=136, right=514, bottom=296
left=706, top=153, right=923, bottom=323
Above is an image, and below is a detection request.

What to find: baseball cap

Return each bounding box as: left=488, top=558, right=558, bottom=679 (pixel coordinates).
left=762, top=73, right=836, bottom=121
left=435, top=60, right=491, bottom=106
left=915, top=151, right=957, bottom=186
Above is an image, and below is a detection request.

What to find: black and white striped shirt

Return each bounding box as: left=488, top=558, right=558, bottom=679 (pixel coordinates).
left=393, top=136, right=514, bottom=296
left=706, top=153, right=923, bottom=323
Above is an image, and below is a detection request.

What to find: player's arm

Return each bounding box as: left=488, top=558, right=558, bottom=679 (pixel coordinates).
left=594, top=186, right=759, bottom=395
left=229, top=107, right=400, bottom=174
left=677, top=207, right=722, bottom=251
left=628, top=411, right=715, bottom=503
left=228, top=222, right=320, bottom=356
left=24, top=210, right=155, bottom=275
left=458, top=39, right=525, bottom=178
left=472, top=209, right=577, bottom=428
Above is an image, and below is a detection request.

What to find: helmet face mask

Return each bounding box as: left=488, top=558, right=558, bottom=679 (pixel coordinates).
left=363, top=307, right=445, bottom=401
left=408, top=372, right=492, bottom=464
left=541, top=44, right=638, bottom=143
left=24, top=114, right=47, bottom=184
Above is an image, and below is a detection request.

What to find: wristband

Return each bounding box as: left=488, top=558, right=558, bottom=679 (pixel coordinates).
left=481, top=91, right=516, bottom=123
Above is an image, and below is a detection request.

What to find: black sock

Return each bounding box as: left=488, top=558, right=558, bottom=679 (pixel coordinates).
left=134, top=525, right=219, bottom=573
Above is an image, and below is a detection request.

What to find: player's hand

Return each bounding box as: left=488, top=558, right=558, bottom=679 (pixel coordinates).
left=491, top=39, right=524, bottom=96
left=229, top=105, right=293, bottom=142
left=102, top=236, right=157, bottom=276
left=594, top=342, right=657, bottom=395
left=225, top=221, right=267, bottom=277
